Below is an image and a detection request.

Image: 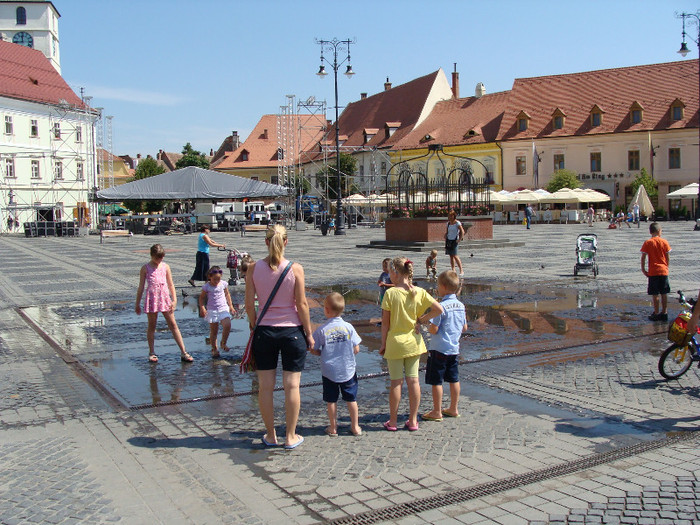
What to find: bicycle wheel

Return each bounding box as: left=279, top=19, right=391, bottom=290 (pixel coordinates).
left=658, top=342, right=694, bottom=379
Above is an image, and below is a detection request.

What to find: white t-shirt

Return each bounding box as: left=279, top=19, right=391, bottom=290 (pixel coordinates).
left=312, top=317, right=361, bottom=383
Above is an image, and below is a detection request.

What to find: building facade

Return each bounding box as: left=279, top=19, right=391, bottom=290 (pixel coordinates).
left=0, top=40, right=98, bottom=228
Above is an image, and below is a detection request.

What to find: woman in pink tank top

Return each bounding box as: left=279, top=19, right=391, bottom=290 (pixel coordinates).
left=245, top=225, right=313, bottom=449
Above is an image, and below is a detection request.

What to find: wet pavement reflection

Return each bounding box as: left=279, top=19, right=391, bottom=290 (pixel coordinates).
left=21, top=278, right=663, bottom=409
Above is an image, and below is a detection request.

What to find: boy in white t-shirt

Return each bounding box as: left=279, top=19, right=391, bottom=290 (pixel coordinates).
left=311, top=292, right=362, bottom=436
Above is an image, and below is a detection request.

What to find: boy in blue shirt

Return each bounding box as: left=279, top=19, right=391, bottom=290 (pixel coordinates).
left=419, top=270, right=467, bottom=421
left=311, top=292, right=363, bottom=436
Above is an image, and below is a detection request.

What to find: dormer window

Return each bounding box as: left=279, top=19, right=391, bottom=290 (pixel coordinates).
left=516, top=110, right=530, bottom=132
left=338, top=134, right=348, bottom=147
left=670, top=98, right=685, bottom=121
left=629, top=101, right=644, bottom=124
left=590, top=105, right=604, bottom=127
left=363, top=128, right=378, bottom=144
left=240, top=149, right=249, bottom=162
left=385, top=122, right=401, bottom=139
left=551, top=108, right=566, bottom=130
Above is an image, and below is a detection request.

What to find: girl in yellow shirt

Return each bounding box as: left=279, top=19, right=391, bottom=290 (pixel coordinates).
left=380, top=257, right=443, bottom=431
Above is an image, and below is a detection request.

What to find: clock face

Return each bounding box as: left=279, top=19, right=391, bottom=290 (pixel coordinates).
left=13, top=31, right=33, bottom=48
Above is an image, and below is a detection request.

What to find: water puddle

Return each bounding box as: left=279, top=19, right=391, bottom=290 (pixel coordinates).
left=20, top=280, right=659, bottom=408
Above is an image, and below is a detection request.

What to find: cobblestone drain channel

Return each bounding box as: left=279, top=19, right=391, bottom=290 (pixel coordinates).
left=329, top=431, right=699, bottom=525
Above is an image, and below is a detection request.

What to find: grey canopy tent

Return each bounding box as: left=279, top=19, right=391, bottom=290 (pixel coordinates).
left=96, top=166, right=289, bottom=200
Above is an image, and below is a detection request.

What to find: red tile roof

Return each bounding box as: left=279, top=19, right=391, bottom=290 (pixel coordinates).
left=497, top=60, right=699, bottom=141
left=213, top=114, right=327, bottom=170
left=392, top=91, right=510, bottom=149
left=328, top=70, right=448, bottom=150
left=0, top=40, right=85, bottom=108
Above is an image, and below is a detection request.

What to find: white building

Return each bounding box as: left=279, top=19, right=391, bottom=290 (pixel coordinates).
left=0, top=39, right=98, bottom=230
left=0, top=0, right=60, bottom=73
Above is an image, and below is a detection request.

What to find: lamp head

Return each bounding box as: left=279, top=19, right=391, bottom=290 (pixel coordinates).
left=678, top=41, right=691, bottom=57
left=344, top=65, right=355, bottom=77
left=317, top=65, right=328, bottom=77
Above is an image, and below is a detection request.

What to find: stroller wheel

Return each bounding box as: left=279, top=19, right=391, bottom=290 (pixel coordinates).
left=593, top=265, right=598, bottom=277
left=574, top=266, right=578, bottom=276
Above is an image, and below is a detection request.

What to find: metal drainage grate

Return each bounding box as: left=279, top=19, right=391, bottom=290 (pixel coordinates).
left=329, top=431, right=699, bottom=525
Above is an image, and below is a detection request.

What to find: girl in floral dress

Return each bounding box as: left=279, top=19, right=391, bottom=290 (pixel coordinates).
left=135, top=244, right=193, bottom=363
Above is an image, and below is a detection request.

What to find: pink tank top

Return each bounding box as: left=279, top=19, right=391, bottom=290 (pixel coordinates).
left=252, top=258, right=301, bottom=327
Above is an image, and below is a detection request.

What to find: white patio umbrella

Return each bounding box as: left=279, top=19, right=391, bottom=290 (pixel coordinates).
left=666, top=182, right=699, bottom=199
left=508, top=189, right=542, bottom=203
left=574, top=188, right=610, bottom=203
left=370, top=193, right=397, bottom=206
left=343, top=193, right=370, bottom=205
left=628, top=185, right=654, bottom=217
left=542, top=187, right=584, bottom=203
left=483, top=189, right=512, bottom=204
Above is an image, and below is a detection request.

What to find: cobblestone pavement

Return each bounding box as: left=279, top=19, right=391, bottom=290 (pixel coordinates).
left=0, top=221, right=698, bottom=524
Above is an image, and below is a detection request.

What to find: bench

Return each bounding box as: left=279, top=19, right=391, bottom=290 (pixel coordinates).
left=240, top=224, right=268, bottom=237
left=100, top=230, right=133, bottom=244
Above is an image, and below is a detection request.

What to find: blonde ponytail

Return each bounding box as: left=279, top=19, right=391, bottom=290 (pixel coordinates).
left=392, top=256, right=417, bottom=297
left=266, top=224, right=287, bottom=270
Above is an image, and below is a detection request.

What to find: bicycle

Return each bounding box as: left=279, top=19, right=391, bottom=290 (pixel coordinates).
left=657, top=290, right=700, bottom=380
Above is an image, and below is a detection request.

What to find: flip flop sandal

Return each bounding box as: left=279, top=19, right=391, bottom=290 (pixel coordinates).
left=404, top=421, right=419, bottom=432
left=261, top=435, right=280, bottom=447
left=441, top=410, right=461, bottom=418
left=284, top=435, right=304, bottom=450
left=148, top=354, right=158, bottom=363
left=421, top=413, right=443, bottom=422
left=211, top=350, right=221, bottom=359
left=180, top=353, right=194, bottom=363
left=383, top=421, right=398, bottom=432
left=324, top=427, right=338, bottom=437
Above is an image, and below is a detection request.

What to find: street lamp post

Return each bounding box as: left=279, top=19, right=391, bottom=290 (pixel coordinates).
left=677, top=11, right=700, bottom=222
left=316, top=38, right=355, bottom=235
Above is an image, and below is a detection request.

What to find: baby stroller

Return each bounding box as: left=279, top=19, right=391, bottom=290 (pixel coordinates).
left=574, top=233, right=598, bottom=276
left=219, top=247, right=250, bottom=285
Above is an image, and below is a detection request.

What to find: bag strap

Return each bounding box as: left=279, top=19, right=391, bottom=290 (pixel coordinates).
left=253, top=261, right=293, bottom=329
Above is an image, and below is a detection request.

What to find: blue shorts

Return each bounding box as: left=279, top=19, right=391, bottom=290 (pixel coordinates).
left=252, top=325, right=307, bottom=372
left=647, top=275, right=670, bottom=296
left=322, top=374, right=358, bottom=403
left=425, top=350, right=459, bottom=385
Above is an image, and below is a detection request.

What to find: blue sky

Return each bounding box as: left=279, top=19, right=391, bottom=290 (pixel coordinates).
left=57, top=0, right=700, bottom=158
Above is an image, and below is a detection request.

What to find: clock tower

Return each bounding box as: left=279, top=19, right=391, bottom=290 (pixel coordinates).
left=0, top=1, right=61, bottom=73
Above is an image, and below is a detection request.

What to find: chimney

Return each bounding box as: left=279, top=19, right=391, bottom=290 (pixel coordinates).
left=360, top=93, right=367, bottom=99
left=475, top=82, right=486, bottom=98
left=232, top=131, right=240, bottom=149
left=209, top=148, right=213, bottom=156
left=451, top=63, right=460, bottom=99
left=262, top=128, right=268, bottom=139
left=136, top=153, right=141, bottom=159
left=157, top=149, right=163, bottom=160
left=384, top=77, right=392, bottom=91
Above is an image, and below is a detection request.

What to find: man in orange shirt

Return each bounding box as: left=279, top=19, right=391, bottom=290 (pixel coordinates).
left=640, top=222, right=671, bottom=322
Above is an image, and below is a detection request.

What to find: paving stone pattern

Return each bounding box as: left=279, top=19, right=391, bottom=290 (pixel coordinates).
left=0, top=222, right=698, bottom=524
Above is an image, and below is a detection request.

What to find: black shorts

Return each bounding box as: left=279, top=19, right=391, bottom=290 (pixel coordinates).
left=425, top=350, right=459, bottom=385
left=322, top=374, right=358, bottom=403
left=251, top=325, right=307, bottom=372
left=647, top=275, right=670, bottom=296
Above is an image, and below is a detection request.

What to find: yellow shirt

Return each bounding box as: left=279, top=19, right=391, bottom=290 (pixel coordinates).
left=382, top=286, right=434, bottom=360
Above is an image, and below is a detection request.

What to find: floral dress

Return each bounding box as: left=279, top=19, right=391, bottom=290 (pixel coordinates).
left=143, top=262, right=172, bottom=313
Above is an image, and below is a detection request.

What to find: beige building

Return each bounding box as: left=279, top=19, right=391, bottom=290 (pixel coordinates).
left=497, top=60, right=698, bottom=212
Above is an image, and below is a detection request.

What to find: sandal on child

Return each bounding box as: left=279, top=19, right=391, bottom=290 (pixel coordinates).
left=441, top=410, right=461, bottom=418
left=180, top=353, right=194, bottom=363
left=211, top=350, right=221, bottom=359
left=221, top=346, right=231, bottom=353
left=421, top=412, right=443, bottom=422
left=404, top=421, right=419, bottom=432
left=148, top=354, right=159, bottom=363
left=383, top=421, right=398, bottom=432
left=324, top=426, right=338, bottom=437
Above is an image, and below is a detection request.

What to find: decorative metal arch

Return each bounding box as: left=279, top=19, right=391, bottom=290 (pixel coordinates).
left=386, top=144, right=492, bottom=215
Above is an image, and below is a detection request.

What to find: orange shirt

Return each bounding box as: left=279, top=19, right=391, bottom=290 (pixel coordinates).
left=640, top=236, right=671, bottom=276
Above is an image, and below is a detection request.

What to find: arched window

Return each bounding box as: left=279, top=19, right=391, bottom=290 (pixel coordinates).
left=16, top=7, right=27, bottom=25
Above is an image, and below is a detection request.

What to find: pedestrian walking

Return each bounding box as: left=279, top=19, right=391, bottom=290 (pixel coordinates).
left=188, top=225, right=225, bottom=287
left=445, top=210, right=465, bottom=276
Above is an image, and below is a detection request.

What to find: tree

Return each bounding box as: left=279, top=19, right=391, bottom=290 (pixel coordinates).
left=175, top=142, right=210, bottom=169
left=546, top=169, right=581, bottom=192
left=316, top=153, right=357, bottom=199
left=628, top=168, right=658, bottom=198
left=123, top=156, right=167, bottom=213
